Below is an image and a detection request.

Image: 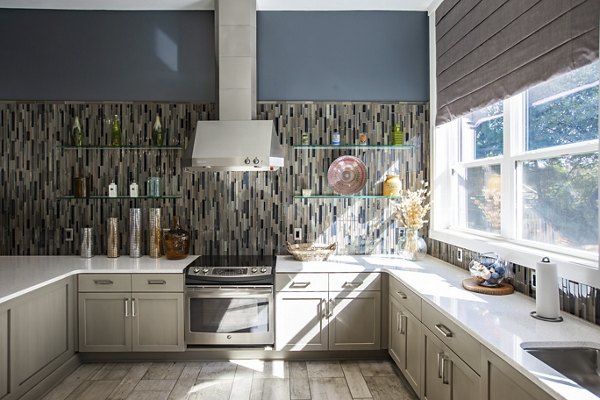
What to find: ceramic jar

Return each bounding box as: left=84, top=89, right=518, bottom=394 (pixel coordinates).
left=163, top=216, right=190, bottom=260
left=383, top=175, right=402, bottom=197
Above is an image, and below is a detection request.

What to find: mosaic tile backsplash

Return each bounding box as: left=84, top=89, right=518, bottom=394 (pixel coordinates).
left=0, top=101, right=427, bottom=257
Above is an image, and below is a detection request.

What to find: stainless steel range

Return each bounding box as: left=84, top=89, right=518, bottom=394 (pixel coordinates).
left=185, top=255, right=276, bottom=346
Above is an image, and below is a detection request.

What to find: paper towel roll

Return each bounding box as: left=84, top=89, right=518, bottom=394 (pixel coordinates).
left=535, top=257, right=560, bottom=319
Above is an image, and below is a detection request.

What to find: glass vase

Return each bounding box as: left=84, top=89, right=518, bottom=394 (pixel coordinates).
left=402, top=227, right=427, bottom=260
left=164, top=216, right=190, bottom=260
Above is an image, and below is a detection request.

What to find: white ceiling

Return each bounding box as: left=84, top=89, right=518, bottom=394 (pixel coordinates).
left=0, top=0, right=437, bottom=11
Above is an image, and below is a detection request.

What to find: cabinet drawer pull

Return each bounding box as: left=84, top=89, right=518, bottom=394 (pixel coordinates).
left=441, top=356, right=451, bottom=385
left=400, top=314, right=407, bottom=335
left=396, top=291, right=408, bottom=299
left=435, top=323, right=453, bottom=338
left=124, top=299, right=129, bottom=317
left=342, top=281, right=363, bottom=288
left=94, top=279, right=114, bottom=285
left=147, top=279, right=167, bottom=285
left=131, top=298, right=136, bottom=317
left=290, top=281, right=311, bottom=288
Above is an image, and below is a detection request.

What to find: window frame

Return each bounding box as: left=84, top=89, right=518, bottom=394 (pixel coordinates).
left=431, top=87, right=600, bottom=288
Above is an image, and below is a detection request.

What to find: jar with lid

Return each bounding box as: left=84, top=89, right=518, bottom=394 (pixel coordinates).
left=383, top=175, right=402, bottom=197
left=163, top=216, right=190, bottom=260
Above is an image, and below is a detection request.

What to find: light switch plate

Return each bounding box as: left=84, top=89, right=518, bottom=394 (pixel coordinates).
left=64, top=228, right=74, bottom=242
left=294, top=228, right=302, bottom=241
left=456, top=248, right=463, bottom=262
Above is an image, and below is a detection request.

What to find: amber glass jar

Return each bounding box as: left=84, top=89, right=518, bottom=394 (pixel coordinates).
left=163, top=216, right=190, bottom=260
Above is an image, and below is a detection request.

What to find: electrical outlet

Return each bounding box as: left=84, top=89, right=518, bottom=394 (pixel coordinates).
left=398, top=227, right=406, bottom=239
left=294, top=228, right=303, bottom=241
left=64, top=228, right=74, bottom=242
left=531, top=272, right=537, bottom=288
left=456, top=248, right=463, bottom=262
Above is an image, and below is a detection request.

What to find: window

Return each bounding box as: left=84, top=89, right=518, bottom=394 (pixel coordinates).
left=433, top=62, right=599, bottom=273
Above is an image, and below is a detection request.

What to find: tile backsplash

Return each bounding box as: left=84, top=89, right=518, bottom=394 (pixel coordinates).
left=0, top=101, right=428, bottom=256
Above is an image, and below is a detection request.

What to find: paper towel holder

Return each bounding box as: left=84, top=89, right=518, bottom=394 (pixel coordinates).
left=530, top=310, right=563, bottom=322
left=531, top=257, right=563, bottom=322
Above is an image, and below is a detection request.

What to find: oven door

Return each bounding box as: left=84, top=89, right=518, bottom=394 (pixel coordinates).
left=185, top=286, right=274, bottom=346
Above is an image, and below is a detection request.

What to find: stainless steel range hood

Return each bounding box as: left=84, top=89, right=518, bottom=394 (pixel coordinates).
left=182, top=0, right=283, bottom=172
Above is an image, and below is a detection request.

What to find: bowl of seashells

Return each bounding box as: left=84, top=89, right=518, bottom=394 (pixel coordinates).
left=468, top=252, right=508, bottom=287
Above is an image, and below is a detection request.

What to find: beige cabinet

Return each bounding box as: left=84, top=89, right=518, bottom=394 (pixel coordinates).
left=78, top=273, right=184, bottom=352
left=78, top=292, right=132, bottom=352
left=482, top=348, right=554, bottom=400
left=275, top=291, right=329, bottom=351
left=0, top=309, right=8, bottom=399
left=275, top=272, right=381, bottom=351
left=8, top=277, right=76, bottom=399
left=389, top=294, right=422, bottom=396
left=423, top=326, right=480, bottom=400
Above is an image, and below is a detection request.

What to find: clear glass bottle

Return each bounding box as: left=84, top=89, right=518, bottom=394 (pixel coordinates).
left=72, top=116, right=84, bottom=146
left=111, top=114, right=122, bottom=146
left=163, top=216, right=190, bottom=260
left=152, top=115, right=164, bottom=146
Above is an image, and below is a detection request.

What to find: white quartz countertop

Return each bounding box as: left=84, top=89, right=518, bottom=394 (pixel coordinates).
left=0, top=255, right=198, bottom=304
left=277, top=255, right=600, bottom=400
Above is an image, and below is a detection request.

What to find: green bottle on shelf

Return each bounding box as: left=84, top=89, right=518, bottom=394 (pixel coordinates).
left=391, top=122, right=404, bottom=145
left=71, top=116, right=84, bottom=147
left=111, top=115, right=122, bottom=146
left=152, top=115, right=164, bottom=146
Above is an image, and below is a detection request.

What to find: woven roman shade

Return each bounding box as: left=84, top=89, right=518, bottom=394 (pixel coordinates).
left=435, top=0, right=600, bottom=125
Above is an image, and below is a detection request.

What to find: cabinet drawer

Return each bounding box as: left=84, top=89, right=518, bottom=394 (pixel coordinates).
left=79, top=274, right=131, bottom=292
left=389, top=276, right=421, bottom=320
left=422, top=301, right=481, bottom=373
left=132, top=274, right=183, bottom=292
left=276, top=273, right=328, bottom=292
left=329, top=273, right=381, bottom=291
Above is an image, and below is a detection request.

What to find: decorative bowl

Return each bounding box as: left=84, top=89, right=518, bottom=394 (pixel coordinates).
left=286, top=241, right=337, bottom=262
left=327, top=155, right=367, bottom=195
left=469, top=252, right=508, bottom=287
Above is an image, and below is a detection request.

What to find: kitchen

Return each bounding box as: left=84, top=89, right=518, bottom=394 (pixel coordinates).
left=0, top=0, right=599, bottom=400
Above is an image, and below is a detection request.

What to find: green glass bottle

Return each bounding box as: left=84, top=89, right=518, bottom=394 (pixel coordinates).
left=111, top=115, right=122, bottom=146
left=392, top=122, right=404, bottom=145
left=71, top=116, right=84, bottom=146
left=152, top=115, right=164, bottom=146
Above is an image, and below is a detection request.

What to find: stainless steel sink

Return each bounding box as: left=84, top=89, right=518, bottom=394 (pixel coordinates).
left=522, top=344, right=600, bottom=397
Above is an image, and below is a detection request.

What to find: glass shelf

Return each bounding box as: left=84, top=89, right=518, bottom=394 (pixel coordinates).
left=59, top=195, right=181, bottom=200
left=60, top=145, right=182, bottom=150
left=294, top=195, right=402, bottom=200
left=293, top=144, right=413, bottom=150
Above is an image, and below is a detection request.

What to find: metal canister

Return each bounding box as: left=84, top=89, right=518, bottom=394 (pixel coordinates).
left=129, top=208, right=142, bottom=258
left=147, top=177, right=161, bottom=197
left=149, top=208, right=162, bottom=258
left=107, top=218, right=119, bottom=258
left=80, top=227, right=94, bottom=258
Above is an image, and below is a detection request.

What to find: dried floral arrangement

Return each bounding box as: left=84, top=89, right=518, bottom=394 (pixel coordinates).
left=392, top=181, right=431, bottom=229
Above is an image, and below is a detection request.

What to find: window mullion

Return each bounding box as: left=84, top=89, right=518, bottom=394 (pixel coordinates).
left=501, top=94, right=522, bottom=240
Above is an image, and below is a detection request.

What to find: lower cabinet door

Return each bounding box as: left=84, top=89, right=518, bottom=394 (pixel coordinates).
left=403, top=306, right=422, bottom=396
left=329, top=291, right=381, bottom=351
left=447, top=344, right=480, bottom=400
left=423, top=328, right=451, bottom=400
left=275, top=291, right=328, bottom=351
left=132, top=292, right=184, bottom=352
left=78, top=292, right=131, bottom=352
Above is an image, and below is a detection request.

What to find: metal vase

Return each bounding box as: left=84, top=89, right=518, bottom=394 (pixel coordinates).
left=129, top=208, right=142, bottom=258
left=148, top=208, right=162, bottom=258
left=80, top=227, right=94, bottom=258
left=107, top=217, right=119, bottom=258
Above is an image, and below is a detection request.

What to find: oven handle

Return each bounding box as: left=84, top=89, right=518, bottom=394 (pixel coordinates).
left=185, top=286, right=273, bottom=297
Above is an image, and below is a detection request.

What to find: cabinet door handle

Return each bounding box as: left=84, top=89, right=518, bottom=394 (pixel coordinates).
left=131, top=298, right=136, bottom=317
left=400, top=314, right=407, bottom=335
left=290, top=281, right=311, bottom=288
left=437, top=352, right=444, bottom=379
left=396, top=312, right=401, bottom=332
left=435, top=323, right=453, bottom=338
left=396, top=291, right=408, bottom=299
left=327, top=299, right=334, bottom=317
left=342, top=281, right=363, bottom=288
left=124, top=299, right=129, bottom=317
left=321, top=298, right=328, bottom=319
left=94, top=279, right=114, bottom=285
left=147, top=279, right=167, bottom=285
left=441, top=356, right=451, bottom=385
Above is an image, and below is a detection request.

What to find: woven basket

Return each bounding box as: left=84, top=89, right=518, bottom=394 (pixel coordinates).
left=286, top=241, right=337, bottom=262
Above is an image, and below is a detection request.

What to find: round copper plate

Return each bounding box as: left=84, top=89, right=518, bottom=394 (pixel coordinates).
left=327, top=156, right=367, bottom=195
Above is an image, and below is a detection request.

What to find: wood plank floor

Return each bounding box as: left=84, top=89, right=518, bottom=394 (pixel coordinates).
left=42, top=359, right=418, bottom=400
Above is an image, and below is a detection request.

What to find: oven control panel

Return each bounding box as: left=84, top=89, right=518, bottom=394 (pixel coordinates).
left=188, top=266, right=272, bottom=277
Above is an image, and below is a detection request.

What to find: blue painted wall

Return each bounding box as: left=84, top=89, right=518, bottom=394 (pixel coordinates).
left=0, top=10, right=215, bottom=101
left=257, top=11, right=429, bottom=102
